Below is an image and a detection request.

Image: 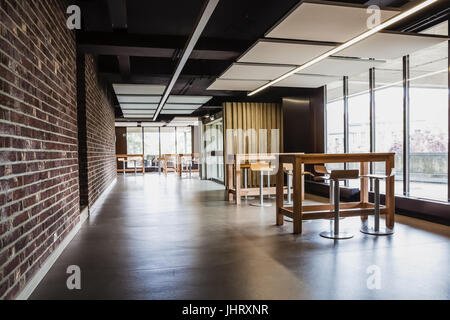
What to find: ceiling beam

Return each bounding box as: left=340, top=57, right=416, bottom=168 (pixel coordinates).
left=153, top=0, right=220, bottom=121
left=117, top=55, right=131, bottom=80
left=76, top=32, right=245, bottom=60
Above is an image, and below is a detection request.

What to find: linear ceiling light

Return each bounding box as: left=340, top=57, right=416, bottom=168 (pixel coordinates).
left=153, top=0, right=219, bottom=121
left=248, top=0, right=439, bottom=96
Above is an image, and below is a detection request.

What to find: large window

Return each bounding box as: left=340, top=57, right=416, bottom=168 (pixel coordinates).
left=144, top=127, right=160, bottom=160
left=374, top=58, right=404, bottom=195
left=409, top=35, right=448, bottom=201
left=126, top=127, right=143, bottom=154
left=348, top=72, right=370, bottom=153
left=176, top=127, right=192, bottom=154
left=160, top=127, right=176, bottom=155
left=326, top=80, right=344, bottom=154
left=323, top=20, right=449, bottom=203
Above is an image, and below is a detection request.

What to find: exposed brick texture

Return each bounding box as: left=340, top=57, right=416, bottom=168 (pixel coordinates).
left=83, top=55, right=116, bottom=206
left=0, top=0, right=116, bottom=299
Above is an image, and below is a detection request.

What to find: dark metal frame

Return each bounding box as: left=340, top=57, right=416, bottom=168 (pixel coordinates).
left=402, top=55, right=410, bottom=197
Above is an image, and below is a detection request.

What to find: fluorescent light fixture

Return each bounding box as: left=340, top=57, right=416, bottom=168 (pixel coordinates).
left=248, top=0, right=439, bottom=96
left=153, top=0, right=219, bottom=121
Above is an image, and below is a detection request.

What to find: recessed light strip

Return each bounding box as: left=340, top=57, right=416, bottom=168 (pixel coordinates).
left=248, top=0, right=439, bottom=96
left=153, top=0, right=219, bottom=121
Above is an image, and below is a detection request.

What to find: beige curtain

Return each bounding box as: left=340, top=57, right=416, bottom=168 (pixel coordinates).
left=223, top=102, right=283, bottom=187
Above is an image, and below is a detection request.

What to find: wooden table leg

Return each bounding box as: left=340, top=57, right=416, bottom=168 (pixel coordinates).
left=276, top=161, right=284, bottom=226
left=385, top=157, right=395, bottom=229
left=293, top=158, right=303, bottom=234
left=360, top=161, right=369, bottom=223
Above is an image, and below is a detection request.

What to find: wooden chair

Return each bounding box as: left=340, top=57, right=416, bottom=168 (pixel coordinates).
left=163, top=154, right=178, bottom=175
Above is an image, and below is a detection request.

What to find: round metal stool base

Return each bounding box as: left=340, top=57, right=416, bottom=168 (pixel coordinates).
left=320, top=231, right=353, bottom=239
left=266, top=195, right=276, bottom=199
left=360, top=227, right=394, bottom=236
left=250, top=202, right=272, bottom=207
left=284, top=201, right=293, bottom=206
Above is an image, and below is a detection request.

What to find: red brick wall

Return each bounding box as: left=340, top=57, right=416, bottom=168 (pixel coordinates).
left=0, top=1, right=116, bottom=299
left=84, top=55, right=116, bottom=206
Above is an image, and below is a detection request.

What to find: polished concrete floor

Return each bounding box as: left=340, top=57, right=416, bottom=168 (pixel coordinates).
left=31, top=173, right=450, bottom=300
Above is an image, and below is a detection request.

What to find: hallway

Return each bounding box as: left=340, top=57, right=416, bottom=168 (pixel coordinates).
left=30, top=174, right=450, bottom=300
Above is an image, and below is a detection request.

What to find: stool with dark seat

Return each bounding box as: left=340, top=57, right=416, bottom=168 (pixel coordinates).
left=360, top=169, right=395, bottom=236
left=319, top=169, right=360, bottom=240
left=249, top=162, right=272, bottom=207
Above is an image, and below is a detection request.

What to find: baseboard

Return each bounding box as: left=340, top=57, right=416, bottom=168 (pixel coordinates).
left=89, top=177, right=117, bottom=215
left=15, top=207, right=89, bottom=300
left=15, top=177, right=117, bottom=300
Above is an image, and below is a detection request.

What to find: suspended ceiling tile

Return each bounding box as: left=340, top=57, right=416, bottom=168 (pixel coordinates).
left=238, top=40, right=334, bottom=65
left=167, top=96, right=212, bottom=104
left=120, top=103, right=158, bottom=110
left=220, top=63, right=295, bottom=80
left=207, top=79, right=268, bottom=91
left=122, top=109, right=155, bottom=114
left=266, top=1, right=399, bottom=43
left=274, top=74, right=339, bottom=88
left=336, top=32, right=449, bottom=60
left=117, top=96, right=161, bottom=103
left=123, top=114, right=154, bottom=118
left=301, top=57, right=385, bottom=77
left=161, top=110, right=195, bottom=115
left=164, top=104, right=201, bottom=110
left=113, top=84, right=166, bottom=95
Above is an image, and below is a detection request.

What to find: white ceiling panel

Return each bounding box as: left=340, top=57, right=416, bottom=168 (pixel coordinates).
left=122, top=109, right=155, bottom=114
left=336, top=32, right=448, bottom=60
left=274, top=74, right=339, bottom=88
left=266, top=2, right=399, bottom=43
left=161, top=110, right=195, bottom=115
left=113, top=84, right=166, bottom=95
left=220, top=63, right=295, bottom=80
left=164, top=104, right=201, bottom=110
left=123, top=114, right=154, bottom=118
left=207, top=79, right=268, bottom=91
left=167, top=96, right=212, bottom=104
left=120, top=104, right=158, bottom=110
left=117, top=96, right=161, bottom=103
left=238, top=40, right=334, bottom=65
left=301, top=57, right=385, bottom=77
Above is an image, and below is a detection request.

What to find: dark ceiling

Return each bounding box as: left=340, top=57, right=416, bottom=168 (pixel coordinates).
left=75, top=0, right=449, bottom=120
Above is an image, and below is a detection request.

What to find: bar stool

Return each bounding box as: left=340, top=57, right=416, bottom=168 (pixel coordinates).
left=320, top=169, right=360, bottom=240
left=249, top=162, right=272, bottom=207
left=360, top=169, right=395, bottom=236
left=240, top=163, right=254, bottom=200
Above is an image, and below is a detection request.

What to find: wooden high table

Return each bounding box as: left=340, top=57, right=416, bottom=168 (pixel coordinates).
left=116, top=154, right=145, bottom=174
left=226, top=153, right=305, bottom=205
left=276, top=153, right=395, bottom=234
